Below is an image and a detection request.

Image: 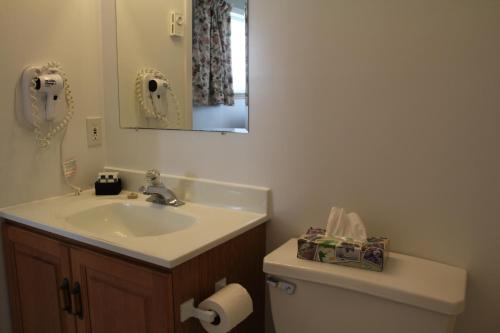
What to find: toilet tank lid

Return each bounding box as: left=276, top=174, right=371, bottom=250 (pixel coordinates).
left=263, top=239, right=466, bottom=315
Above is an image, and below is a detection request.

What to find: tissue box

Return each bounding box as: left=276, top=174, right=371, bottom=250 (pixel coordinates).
left=297, top=228, right=389, bottom=272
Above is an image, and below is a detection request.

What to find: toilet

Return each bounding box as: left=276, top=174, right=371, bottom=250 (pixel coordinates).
left=263, top=239, right=466, bottom=333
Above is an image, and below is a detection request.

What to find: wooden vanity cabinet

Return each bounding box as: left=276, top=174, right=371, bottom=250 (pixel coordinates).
left=2, top=225, right=76, bottom=333
left=70, top=248, right=174, bottom=333
left=2, top=221, right=266, bottom=333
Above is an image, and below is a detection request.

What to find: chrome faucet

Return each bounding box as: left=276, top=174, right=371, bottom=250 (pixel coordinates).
left=139, top=169, right=185, bottom=207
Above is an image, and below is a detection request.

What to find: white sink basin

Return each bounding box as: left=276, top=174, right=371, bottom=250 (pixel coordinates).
left=65, top=203, right=196, bottom=238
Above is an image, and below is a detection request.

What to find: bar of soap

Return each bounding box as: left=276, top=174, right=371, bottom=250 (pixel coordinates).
left=127, top=192, right=139, bottom=199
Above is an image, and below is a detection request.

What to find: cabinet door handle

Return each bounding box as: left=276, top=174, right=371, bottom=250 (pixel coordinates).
left=59, top=278, right=72, bottom=313
left=71, top=282, right=83, bottom=319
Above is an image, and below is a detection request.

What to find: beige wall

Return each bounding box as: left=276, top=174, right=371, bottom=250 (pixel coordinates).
left=104, top=0, right=500, bottom=332
left=0, top=0, right=106, bottom=331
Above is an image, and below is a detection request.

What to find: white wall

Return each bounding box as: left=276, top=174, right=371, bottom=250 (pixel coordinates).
left=104, top=0, right=500, bottom=332
left=0, top=0, right=106, bottom=331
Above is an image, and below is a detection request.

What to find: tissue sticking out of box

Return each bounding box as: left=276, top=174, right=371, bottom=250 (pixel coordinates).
left=325, top=207, right=367, bottom=242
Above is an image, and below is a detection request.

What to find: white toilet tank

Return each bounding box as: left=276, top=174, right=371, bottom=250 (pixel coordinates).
left=263, top=239, right=466, bottom=333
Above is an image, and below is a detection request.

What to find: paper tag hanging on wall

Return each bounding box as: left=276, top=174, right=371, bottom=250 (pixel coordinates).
left=63, top=159, right=77, bottom=178
left=170, top=12, right=184, bottom=37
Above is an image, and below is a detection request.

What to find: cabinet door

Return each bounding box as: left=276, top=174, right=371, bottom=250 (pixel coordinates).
left=3, top=224, right=76, bottom=333
left=70, top=248, right=174, bottom=333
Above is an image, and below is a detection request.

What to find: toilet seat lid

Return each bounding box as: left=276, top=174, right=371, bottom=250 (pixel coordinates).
left=263, top=239, right=466, bottom=315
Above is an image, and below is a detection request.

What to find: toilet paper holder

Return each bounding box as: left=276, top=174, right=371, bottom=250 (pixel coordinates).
left=180, top=298, right=219, bottom=324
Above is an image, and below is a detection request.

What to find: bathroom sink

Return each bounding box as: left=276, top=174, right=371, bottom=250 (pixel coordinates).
left=65, top=203, right=196, bottom=238
left=0, top=172, right=269, bottom=268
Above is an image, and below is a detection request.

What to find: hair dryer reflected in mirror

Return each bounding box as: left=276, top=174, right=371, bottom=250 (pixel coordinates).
left=135, top=68, right=181, bottom=127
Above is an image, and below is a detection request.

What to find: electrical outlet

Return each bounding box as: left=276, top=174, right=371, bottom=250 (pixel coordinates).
left=86, top=117, right=103, bottom=147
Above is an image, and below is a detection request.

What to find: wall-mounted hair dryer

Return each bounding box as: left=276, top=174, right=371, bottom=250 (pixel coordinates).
left=34, top=73, right=64, bottom=120
left=20, top=62, right=75, bottom=148
left=21, top=65, right=66, bottom=125
left=148, top=78, right=169, bottom=113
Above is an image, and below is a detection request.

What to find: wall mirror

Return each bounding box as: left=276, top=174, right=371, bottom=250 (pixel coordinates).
left=116, top=0, right=248, bottom=133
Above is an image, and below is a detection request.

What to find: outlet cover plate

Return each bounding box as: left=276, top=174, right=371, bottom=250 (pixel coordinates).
left=86, top=117, right=103, bottom=147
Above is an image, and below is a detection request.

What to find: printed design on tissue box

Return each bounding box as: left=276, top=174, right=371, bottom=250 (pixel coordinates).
left=315, top=240, right=337, bottom=263
left=297, top=228, right=390, bottom=272
left=297, top=239, right=318, bottom=261
left=362, top=246, right=384, bottom=267
left=303, top=228, right=325, bottom=241
left=335, top=242, right=362, bottom=262
left=361, top=238, right=387, bottom=268
left=366, top=236, right=388, bottom=244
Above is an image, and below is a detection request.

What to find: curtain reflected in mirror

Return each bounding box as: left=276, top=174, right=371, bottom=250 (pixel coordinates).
left=116, top=0, right=249, bottom=133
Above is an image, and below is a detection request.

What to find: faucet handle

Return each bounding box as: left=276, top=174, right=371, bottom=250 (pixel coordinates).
left=145, top=169, right=161, bottom=185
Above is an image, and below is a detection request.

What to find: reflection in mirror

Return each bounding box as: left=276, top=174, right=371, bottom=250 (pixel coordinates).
left=116, top=0, right=248, bottom=133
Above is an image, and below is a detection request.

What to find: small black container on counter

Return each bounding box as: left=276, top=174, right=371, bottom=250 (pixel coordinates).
left=95, top=179, right=122, bottom=195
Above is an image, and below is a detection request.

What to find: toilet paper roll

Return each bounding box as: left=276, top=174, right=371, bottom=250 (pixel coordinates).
left=198, top=283, right=253, bottom=333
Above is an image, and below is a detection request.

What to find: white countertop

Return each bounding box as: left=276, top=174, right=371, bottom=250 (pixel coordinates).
left=0, top=190, right=268, bottom=269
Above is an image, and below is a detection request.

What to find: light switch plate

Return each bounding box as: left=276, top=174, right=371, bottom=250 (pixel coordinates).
left=170, top=12, right=184, bottom=37
left=86, top=117, right=103, bottom=147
